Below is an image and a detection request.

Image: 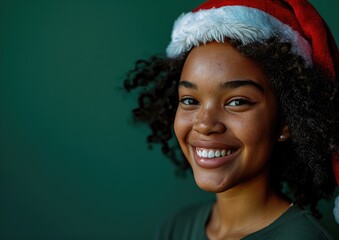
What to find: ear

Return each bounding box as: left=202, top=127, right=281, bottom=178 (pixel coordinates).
left=277, top=125, right=290, bottom=142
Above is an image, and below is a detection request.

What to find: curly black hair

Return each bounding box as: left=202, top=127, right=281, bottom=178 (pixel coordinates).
left=124, top=37, right=339, bottom=216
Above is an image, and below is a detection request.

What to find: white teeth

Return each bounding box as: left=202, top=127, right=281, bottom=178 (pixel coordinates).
left=202, top=150, right=208, bottom=158
left=215, top=150, right=221, bottom=157
left=196, top=148, right=233, bottom=158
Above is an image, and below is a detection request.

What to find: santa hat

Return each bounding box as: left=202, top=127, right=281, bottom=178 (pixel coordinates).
left=166, top=0, right=338, bottom=80
left=166, top=0, right=339, bottom=222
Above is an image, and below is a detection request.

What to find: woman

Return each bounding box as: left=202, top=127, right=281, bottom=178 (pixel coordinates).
left=124, top=0, right=339, bottom=239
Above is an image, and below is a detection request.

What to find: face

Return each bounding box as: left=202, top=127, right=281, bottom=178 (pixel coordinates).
left=174, top=42, right=279, bottom=193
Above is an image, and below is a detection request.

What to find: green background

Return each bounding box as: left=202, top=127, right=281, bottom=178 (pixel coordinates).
left=1, top=0, right=338, bottom=239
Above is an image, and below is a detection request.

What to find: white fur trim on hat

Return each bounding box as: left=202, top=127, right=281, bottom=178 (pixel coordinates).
left=166, top=6, right=312, bottom=65
left=334, top=195, right=339, bottom=224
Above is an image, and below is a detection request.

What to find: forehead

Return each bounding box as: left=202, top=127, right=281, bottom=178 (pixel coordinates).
left=180, top=42, right=269, bottom=89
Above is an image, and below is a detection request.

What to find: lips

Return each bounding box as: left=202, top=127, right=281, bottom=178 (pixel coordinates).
left=191, top=141, right=239, bottom=169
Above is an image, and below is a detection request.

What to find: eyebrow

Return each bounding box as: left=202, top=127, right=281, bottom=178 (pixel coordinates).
left=178, top=79, right=264, bottom=92
left=221, top=80, right=264, bottom=92
left=178, top=80, right=197, bottom=89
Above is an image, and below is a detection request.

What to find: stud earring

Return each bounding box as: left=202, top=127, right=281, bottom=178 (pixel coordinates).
left=279, top=135, right=285, bottom=140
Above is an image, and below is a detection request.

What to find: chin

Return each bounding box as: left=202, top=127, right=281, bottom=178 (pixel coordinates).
left=193, top=172, right=233, bottom=193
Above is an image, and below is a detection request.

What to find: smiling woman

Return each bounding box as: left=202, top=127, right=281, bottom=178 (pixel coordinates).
left=124, top=0, right=339, bottom=239
left=175, top=42, right=279, bottom=195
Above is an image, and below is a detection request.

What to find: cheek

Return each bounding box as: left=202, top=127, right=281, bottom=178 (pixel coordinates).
left=174, top=109, right=193, bottom=143
left=230, top=110, right=277, bottom=144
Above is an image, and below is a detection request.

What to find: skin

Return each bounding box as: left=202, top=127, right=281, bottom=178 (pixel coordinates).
left=174, top=42, right=290, bottom=239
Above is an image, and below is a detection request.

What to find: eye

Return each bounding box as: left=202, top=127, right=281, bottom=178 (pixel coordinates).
left=179, top=97, right=199, bottom=105
left=227, top=98, right=253, bottom=107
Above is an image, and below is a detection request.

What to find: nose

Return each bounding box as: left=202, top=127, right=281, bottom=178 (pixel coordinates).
left=193, top=105, right=226, bottom=135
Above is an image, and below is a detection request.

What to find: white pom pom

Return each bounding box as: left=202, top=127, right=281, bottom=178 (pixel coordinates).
left=334, top=195, right=339, bottom=224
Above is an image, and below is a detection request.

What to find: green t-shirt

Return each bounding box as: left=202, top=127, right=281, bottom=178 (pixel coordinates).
left=156, top=202, right=335, bottom=240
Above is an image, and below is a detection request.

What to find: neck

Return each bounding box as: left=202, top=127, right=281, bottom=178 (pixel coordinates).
left=206, top=173, right=290, bottom=239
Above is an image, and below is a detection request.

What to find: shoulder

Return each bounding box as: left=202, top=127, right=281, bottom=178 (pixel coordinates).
left=245, top=205, right=336, bottom=240
left=155, top=202, right=213, bottom=240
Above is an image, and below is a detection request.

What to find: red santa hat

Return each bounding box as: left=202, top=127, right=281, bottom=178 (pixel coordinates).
left=166, top=0, right=339, bottom=222
left=166, top=0, right=338, bottom=80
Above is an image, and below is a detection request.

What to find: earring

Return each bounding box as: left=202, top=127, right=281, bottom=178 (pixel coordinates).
left=279, top=135, right=285, bottom=140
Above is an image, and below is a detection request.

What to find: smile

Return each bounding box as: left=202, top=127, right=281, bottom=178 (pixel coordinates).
left=196, top=148, right=233, bottom=159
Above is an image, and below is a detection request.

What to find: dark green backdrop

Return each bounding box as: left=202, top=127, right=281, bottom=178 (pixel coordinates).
left=1, top=0, right=338, bottom=239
